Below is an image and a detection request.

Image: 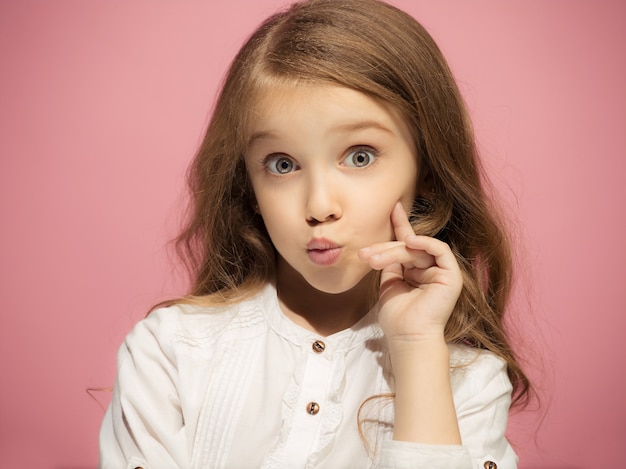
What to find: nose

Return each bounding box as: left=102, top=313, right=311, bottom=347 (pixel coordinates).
left=305, top=174, right=343, bottom=225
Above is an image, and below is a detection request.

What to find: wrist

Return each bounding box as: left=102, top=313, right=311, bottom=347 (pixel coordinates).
left=388, top=335, right=450, bottom=382
left=389, top=334, right=460, bottom=445
left=386, top=331, right=448, bottom=355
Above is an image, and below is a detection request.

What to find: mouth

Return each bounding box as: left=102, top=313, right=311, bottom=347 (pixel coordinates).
left=306, top=238, right=342, bottom=266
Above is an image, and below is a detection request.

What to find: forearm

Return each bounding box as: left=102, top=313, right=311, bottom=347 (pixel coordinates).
left=390, top=337, right=461, bottom=445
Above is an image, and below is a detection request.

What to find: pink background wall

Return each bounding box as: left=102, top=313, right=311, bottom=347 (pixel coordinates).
left=1, top=1, right=624, bottom=467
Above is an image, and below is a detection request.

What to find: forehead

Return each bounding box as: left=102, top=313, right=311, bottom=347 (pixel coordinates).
left=246, top=82, right=413, bottom=144
left=251, top=81, right=389, bottom=116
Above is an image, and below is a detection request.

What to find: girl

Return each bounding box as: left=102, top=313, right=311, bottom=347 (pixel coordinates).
left=99, top=0, right=531, bottom=467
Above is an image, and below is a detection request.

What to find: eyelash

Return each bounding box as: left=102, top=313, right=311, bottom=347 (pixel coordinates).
left=263, top=145, right=379, bottom=175
left=264, top=154, right=298, bottom=175
left=342, top=146, right=378, bottom=168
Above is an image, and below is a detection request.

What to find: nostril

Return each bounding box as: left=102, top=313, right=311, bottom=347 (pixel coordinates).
left=307, top=213, right=337, bottom=226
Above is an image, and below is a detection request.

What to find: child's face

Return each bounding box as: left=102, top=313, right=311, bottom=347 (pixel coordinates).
left=245, top=84, right=418, bottom=295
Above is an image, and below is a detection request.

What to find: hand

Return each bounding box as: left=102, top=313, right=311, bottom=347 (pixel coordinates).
left=358, top=202, right=463, bottom=345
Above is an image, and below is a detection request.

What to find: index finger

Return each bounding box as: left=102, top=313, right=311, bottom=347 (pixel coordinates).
left=390, top=201, right=415, bottom=242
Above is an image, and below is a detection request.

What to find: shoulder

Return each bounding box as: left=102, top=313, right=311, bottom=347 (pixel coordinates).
left=448, top=344, right=513, bottom=411
left=121, top=287, right=272, bottom=361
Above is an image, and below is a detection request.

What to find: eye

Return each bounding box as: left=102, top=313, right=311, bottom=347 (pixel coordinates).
left=266, top=155, right=297, bottom=174
left=343, top=146, right=377, bottom=168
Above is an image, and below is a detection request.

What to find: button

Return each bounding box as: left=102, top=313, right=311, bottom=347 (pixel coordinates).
left=312, top=340, right=326, bottom=353
left=306, top=402, right=320, bottom=415
left=484, top=462, right=497, bottom=469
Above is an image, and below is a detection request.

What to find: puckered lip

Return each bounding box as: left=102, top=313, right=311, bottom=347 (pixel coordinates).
left=306, top=237, right=341, bottom=251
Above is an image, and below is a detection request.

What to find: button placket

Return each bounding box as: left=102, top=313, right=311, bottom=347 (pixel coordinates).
left=304, top=340, right=326, bottom=417
left=280, top=340, right=332, bottom=465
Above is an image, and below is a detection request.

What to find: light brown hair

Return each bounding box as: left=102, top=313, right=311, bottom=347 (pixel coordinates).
left=173, top=0, right=530, bottom=406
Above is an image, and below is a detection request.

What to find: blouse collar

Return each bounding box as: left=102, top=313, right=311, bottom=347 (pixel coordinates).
left=255, top=282, right=384, bottom=353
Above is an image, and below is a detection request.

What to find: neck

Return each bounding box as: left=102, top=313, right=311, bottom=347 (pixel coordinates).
left=275, top=258, right=377, bottom=337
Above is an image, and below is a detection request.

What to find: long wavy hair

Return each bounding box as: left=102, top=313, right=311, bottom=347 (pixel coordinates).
left=172, top=0, right=530, bottom=407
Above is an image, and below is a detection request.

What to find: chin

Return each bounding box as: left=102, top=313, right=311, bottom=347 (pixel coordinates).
left=303, top=270, right=375, bottom=296
left=309, top=282, right=355, bottom=295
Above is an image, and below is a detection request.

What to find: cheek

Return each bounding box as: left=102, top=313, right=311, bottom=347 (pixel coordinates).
left=256, top=197, right=300, bottom=251
left=358, top=197, right=397, bottom=239
left=259, top=208, right=286, bottom=237
left=361, top=177, right=416, bottom=240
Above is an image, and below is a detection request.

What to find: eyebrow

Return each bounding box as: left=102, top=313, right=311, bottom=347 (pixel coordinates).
left=248, top=120, right=394, bottom=145
left=333, top=120, right=395, bottom=135
left=248, top=130, right=277, bottom=145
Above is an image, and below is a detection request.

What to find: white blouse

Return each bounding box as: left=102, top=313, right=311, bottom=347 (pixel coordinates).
left=99, top=283, right=518, bottom=469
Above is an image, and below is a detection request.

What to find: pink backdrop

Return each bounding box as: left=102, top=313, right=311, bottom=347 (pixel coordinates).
left=1, top=1, right=624, bottom=467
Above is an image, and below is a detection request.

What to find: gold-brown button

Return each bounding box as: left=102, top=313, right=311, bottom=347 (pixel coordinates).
left=306, top=402, right=320, bottom=415
left=484, top=462, right=497, bottom=469
left=312, top=340, right=326, bottom=353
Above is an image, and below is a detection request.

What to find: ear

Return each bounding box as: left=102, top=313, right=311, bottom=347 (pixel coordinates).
left=416, top=163, right=435, bottom=199
left=248, top=193, right=260, bottom=214
left=240, top=165, right=260, bottom=214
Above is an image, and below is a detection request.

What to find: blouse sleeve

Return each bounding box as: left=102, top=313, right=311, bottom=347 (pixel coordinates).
left=99, top=309, right=189, bottom=469
left=377, top=348, right=518, bottom=469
